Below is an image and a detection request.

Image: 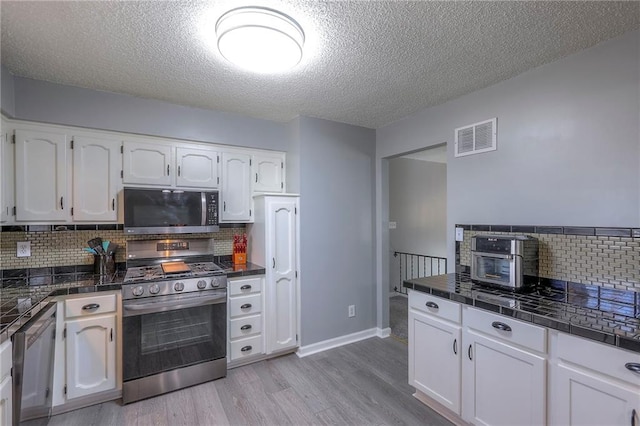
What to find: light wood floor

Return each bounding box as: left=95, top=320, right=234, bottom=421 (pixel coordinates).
left=47, top=337, right=451, bottom=426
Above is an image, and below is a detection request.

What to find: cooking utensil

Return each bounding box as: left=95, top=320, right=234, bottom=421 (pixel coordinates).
left=102, top=240, right=110, bottom=253
left=83, top=247, right=98, bottom=255
left=87, top=237, right=104, bottom=255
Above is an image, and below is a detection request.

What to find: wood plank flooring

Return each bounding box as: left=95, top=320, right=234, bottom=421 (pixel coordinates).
left=47, top=337, right=451, bottom=426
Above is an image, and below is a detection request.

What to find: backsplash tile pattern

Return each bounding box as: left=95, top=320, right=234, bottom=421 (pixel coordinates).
left=458, top=229, right=640, bottom=291
left=0, top=226, right=245, bottom=270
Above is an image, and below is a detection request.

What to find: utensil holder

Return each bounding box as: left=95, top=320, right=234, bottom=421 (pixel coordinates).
left=94, top=253, right=116, bottom=277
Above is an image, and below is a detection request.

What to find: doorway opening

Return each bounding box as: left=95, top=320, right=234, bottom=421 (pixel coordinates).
left=387, top=143, right=447, bottom=342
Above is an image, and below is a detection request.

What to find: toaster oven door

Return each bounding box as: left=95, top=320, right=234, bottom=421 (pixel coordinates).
left=471, top=252, right=516, bottom=288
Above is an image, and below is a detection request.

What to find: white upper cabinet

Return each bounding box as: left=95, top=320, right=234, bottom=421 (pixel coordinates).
left=221, top=152, right=252, bottom=222
left=0, top=120, right=15, bottom=223
left=15, top=129, right=70, bottom=221
left=252, top=153, right=284, bottom=193
left=72, top=136, right=121, bottom=222
left=122, top=140, right=173, bottom=186
left=176, top=146, right=219, bottom=188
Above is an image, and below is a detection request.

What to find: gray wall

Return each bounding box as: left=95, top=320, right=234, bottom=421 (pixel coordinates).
left=376, top=29, right=640, bottom=278
left=297, top=116, right=376, bottom=345
left=1, top=65, right=15, bottom=117
left=11, top=77, right=289, bottom=151
left=388, top=158, right=446, bottom=293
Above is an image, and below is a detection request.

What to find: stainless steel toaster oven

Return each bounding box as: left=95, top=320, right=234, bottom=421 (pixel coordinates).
left=470, top=235, right=539, bottom=290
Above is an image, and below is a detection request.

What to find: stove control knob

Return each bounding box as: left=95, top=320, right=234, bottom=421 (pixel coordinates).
left=132, top=286, right=144, bottom=297
left=149, top=283, right=160, bottom=294
left=174, top=282, right=185, bottom=292
left=197, top=280, right=207, bottom=290
left=211, top=279, right=221, bottom=288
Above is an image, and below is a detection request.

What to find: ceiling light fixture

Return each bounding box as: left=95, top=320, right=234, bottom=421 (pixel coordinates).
left=215, top=7, right=305, bottom=73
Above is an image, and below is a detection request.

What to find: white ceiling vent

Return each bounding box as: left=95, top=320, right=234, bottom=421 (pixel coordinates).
left=454, top=118, right=497, bottom=157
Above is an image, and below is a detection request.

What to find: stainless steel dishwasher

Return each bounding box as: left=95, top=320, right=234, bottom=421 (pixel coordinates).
left=12, top=302, right=57, bottom=426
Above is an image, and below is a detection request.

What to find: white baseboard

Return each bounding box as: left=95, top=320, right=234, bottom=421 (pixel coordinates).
left=297, top=328, right=384, bottom=358
left=389, top=291, right=407, bottom=298
left=377, top=327, right=391, bottom=338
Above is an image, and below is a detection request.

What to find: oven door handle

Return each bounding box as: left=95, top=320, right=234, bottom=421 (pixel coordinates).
left=123, top=292, right=226, bottom=317
left=472, top=252, right=514, bottom=260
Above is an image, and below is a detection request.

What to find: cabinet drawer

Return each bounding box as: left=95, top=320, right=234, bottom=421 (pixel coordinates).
left=464, top=307, right=547, bottom=353
left=409, top=290, right=461, bottom=324
left=229, top=294, right=262, bottom=318
left=228, top=277, right=262, bottom=297
left=230, top=315, right=262, bottom=339
left=65, top=294, right=116, bottom=318
left=557, top=332, right=640, bottom=385
left=230, top=335, right=263, bottom=360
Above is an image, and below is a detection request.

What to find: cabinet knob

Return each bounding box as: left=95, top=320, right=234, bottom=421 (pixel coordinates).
left=491, top=321, right=512, bottom=332
left=178, top=165, right=181, bottom=176
left=453, top=338, right=457, bottom=355
left=625, top=363, right=640, bottom=375
left=82, top=303, right=100, bottom=311
left=112, top=198, right=115, bottom=211
left=60, top=197, right=64, bottom=210
left=468, top=344, right=473, bottom=360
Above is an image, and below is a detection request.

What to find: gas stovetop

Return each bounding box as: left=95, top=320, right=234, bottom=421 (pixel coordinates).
left=123, top=262, right=225, bottom=283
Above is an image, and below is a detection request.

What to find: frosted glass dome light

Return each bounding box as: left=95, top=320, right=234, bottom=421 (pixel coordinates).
left=216, top=7, right=305, bottom=73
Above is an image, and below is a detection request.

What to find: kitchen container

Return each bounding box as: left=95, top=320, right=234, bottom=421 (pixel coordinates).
left=94, top=253, right=116, bottom=278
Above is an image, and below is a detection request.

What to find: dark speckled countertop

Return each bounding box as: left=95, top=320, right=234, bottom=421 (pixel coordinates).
left=0, top=262, right=265, bottom=343
left=404, top=273, right=640, bottom=353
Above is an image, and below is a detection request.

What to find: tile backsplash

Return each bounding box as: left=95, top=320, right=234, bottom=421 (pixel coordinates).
left=457, top=226, right=640, bottom=291
left=0, top=226, right=245, bottom=270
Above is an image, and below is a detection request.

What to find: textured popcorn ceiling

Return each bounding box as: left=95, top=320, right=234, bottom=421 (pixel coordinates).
left=1, top=1, right=638, bottom=129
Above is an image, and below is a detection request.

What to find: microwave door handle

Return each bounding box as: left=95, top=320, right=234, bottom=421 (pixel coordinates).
left=201, top=192, right=207, bottom=225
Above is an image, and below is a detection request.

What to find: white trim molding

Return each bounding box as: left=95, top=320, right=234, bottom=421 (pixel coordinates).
left=297, top=328, right=390, bottom=358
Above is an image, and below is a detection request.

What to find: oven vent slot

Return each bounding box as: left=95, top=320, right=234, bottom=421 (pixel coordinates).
left=454, top=118, right=497, bottom=157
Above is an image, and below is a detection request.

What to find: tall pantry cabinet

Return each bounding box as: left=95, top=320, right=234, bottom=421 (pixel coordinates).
left=248, top=195, right=300, bottom=354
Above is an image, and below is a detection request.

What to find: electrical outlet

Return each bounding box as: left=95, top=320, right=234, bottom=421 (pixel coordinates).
left=17, top=241, right=31, bottom=257
left=348, top=305, right=355, bottom=318
left=455, top=227, right=464, bottom=242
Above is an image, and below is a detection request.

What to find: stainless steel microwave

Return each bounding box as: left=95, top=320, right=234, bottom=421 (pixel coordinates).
left=123, top=188, right=219, bottom=234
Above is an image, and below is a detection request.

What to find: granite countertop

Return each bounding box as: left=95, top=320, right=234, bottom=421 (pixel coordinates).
left=0, top=262, right=266, bottom=343
left=404, top=273, right=640, bottom=353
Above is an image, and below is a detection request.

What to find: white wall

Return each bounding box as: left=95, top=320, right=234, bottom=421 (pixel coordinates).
left=1, top=65, right=15, bottom=117
left=297, top=116, right=377, bottom=344
left=12, top=77, right=289, bottom=151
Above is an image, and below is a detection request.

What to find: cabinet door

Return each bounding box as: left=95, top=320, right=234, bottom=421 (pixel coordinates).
left=122, top=141, right=172, bottom=186
left=265, top=199, right=298, bottom=353
left=15, top=130, right=69, bottom=221
left=221, top=152, right=252, bottom=221
left=66, top=315, right=116, bottom=400
left=551, top=363, right=639, bottom=426
left=0, top=375, right=11, bottom=426
left=252, top=153, right=283, bottom=193
left=72, top=136, right=120, bottom=221
left=462, top=329, right=546, bottom=426
left=176, top=147, right=219, bottom=188
left=409, top=309, right=461, bottom=414
left=0, top=123, right=14, bottom=223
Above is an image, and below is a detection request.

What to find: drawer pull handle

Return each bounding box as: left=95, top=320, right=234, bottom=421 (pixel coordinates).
left=241, top=345, right=252, bottom=352
left=82, top=303, right=100, bottom=311
left=625, top=363, right=640, bottom=374
left=240, top=285, right=252, bottom=290
left=632, top=409, right=637, bottom=426
left=240, top=303, right=252, bottom=309
left=491, top=321, right=512, bottom=332
left=453, top=338, right=457, bottom=355
left=425, top=301, right=439, bottom=309
left=468, top=344, right=473, bottom=360
left=240, top=324, right=252, bottom=331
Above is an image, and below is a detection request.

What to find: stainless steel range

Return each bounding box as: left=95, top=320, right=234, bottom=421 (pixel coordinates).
left=121, top=238, right=227, bottom=404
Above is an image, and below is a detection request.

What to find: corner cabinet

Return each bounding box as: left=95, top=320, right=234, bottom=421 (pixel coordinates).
left=52, top=292, right=121, bottom=413
left=252, top=153, right=285, bottom=193
left=249, top=195, right=300, bottom=354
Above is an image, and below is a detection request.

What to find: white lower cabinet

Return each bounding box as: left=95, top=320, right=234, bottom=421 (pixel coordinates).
left=52, top=292, right=121, bottom=412
left=408, top=290, right=461, bottom=414
left=227, top=276, right=265, bottom=364
left=549, top=331, right=640, bottom=426
left=409, top=293, right=548, bottom=426
left=0, top=340, right=12, bottom=426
